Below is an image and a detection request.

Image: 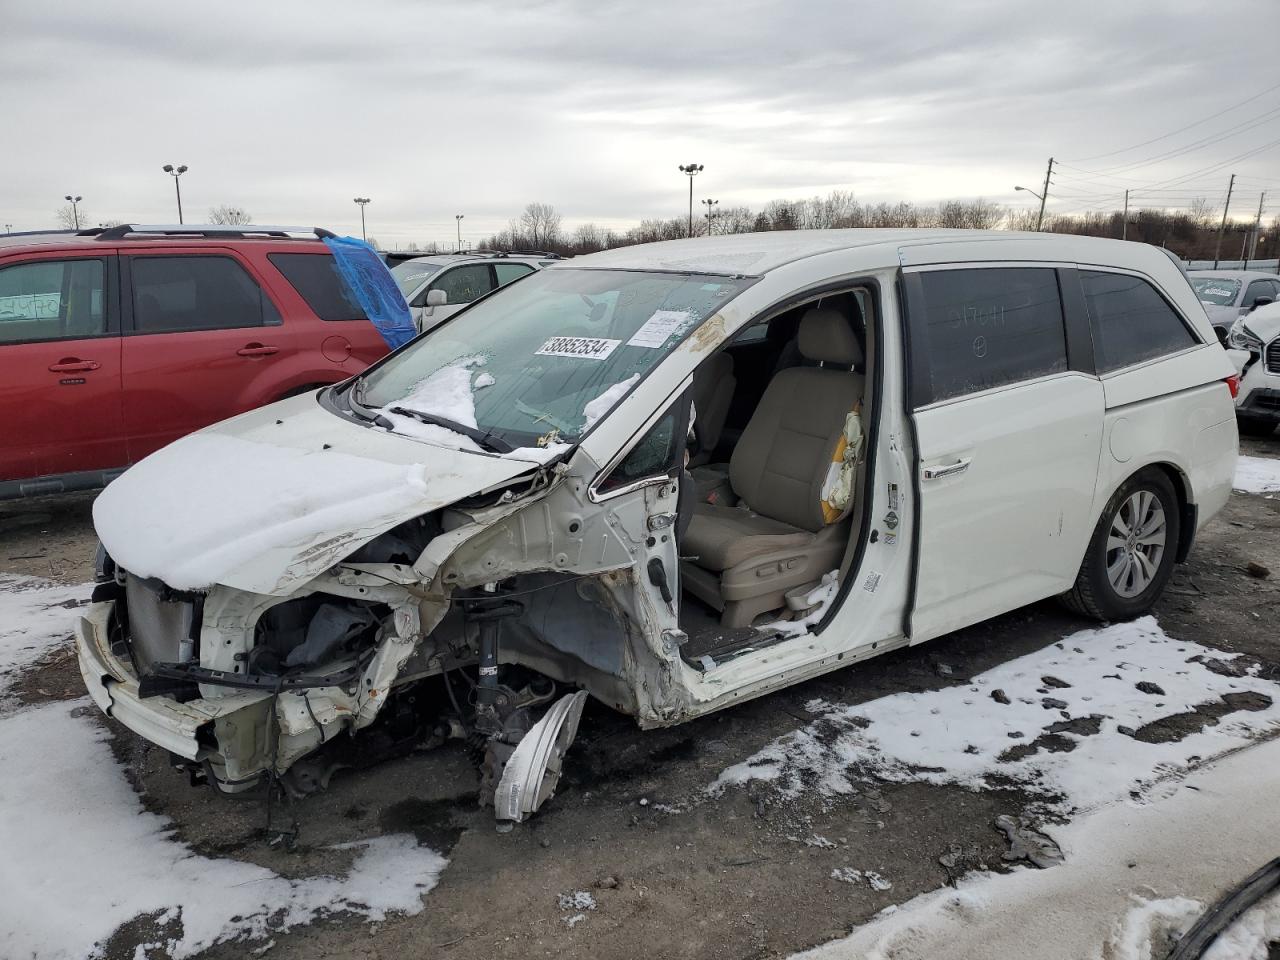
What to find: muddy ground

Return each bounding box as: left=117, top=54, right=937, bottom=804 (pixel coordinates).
left=3, top=436, right=1279, bottom=960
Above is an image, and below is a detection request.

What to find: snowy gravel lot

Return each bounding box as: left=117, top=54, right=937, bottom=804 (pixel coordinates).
left=0, top=440, right=1277, bottom=959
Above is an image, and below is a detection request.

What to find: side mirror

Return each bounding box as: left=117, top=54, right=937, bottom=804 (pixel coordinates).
left=425, top=289, right=448, bottom=308
left=1251, top=296, right=1274, bottom=311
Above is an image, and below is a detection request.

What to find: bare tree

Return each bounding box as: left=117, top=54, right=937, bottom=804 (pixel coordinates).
left=518, top=202, right=562, bottom=248
left=209, top=204, right=252, bottom=225
left=55, top=204, right=88, bottom=230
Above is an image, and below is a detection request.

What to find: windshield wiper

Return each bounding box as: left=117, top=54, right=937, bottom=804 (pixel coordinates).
left=386, top=406, right=515, bottom=454
left=347, top=380, right=396, bottom=430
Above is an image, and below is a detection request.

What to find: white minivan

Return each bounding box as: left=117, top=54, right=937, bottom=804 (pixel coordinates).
left=78, top=229, right=1238, bottom=824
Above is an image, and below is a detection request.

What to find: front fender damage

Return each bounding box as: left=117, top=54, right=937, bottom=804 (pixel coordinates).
left=101, top=462, right=691, bottom=825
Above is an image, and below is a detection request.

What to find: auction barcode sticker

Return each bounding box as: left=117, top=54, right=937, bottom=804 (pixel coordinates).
left=535, top=336, right=621, bottom=360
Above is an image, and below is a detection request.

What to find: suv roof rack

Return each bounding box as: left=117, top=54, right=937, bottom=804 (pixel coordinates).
left=92, top=224, right=337, bottom=242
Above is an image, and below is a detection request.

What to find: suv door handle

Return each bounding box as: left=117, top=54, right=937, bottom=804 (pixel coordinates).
left=49, top=358, right=100, bottom=372
left=923, top=458, right=971, bottom=481
left=236, top=343, right=279, bottom=357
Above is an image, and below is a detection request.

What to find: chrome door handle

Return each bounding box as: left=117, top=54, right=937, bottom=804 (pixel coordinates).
left=923, top=458, right=971, bottom=481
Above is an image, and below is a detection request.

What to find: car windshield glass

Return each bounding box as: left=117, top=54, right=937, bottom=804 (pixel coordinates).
left=390, top=261, right=442, bottom=297
left=359, top=268, right=751, bottom=450
left=1190, top=277, right=1240, bottom=306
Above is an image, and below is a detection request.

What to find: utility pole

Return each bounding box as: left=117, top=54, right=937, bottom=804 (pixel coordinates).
left=455, top=213, right=464, bottom=250
left=1036, top=157, right=1054, bottom=231
left=1122, top=190, right=1130, bottom=241
left=353, top=197, right=370, bottom=242
left=1245, top=193, right=1266, bottom=269
left=701, top=197, right=718, bottom=235
left=1212, top=173, right=1236, bottom=269
left=678, top=163, right=703, bottom=238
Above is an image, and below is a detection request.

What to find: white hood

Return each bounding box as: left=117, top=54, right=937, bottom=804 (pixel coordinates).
left=93, top=394, right=542, bottom=595
left=1241, top=302, right=1280, bottom=343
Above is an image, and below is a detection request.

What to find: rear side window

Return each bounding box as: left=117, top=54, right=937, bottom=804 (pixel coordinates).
left=131, top=256, right=275, bottom=333
left=269, top=252, right=368, bottom=321
left=913, top=267, right=1068, bottom=402
left=0, top=258, right=105, bottom=343
left=1080, top=271, right=1198, bottom=373
left=494, top=263, right=535, bottom=285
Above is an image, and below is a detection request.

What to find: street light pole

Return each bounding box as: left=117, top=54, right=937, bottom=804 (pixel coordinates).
left=456, top=214, right=464, bottom=250
left=162, top=165, right=188, bottom=223
left=353, top=198, right=371, bottom=242
left=1122, top=189, right=1130, bottom=241
left=701, top=198, right=719, bottom=236
left=64, top=195, right=82, bottom=230
left=678, top=163, right=703, bottom=238
left=1245, top=192, right=1265, bottom=270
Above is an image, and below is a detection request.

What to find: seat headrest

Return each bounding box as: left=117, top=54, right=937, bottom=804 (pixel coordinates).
left=798, top=306, right=862, bottom=366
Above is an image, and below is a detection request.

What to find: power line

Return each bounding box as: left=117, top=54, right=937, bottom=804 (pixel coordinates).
left=1063, top=80, right=1280, bottom=162
left=1075, top=104, right=1280, bottom=176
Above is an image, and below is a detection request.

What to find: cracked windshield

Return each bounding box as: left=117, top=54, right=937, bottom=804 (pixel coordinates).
left=359, top=268, right=752, bottom=450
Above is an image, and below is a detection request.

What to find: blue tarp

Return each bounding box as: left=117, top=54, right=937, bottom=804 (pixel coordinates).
left=324, top=236, right=418, bottom=351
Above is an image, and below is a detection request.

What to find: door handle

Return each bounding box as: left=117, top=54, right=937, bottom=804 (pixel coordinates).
left=236, top=343, right=279, bottom=357
left=923, top=458, right=971, bottom=481
left=49, top=359, right=100, bottom=372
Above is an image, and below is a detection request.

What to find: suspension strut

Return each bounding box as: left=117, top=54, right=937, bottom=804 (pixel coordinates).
left=467, top=581, right=524, bottom=736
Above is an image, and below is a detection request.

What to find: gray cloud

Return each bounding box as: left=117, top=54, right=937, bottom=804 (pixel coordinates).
left=2, top=0, right=1277, bottom=246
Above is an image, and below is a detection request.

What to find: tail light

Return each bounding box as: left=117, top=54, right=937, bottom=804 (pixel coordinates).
left=1225, top=375, right=1240, bottom=398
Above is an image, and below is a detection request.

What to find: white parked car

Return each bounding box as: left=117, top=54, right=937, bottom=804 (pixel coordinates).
left=1227, top=301, right=1280, bottom=436
left=389, top=252, right=556, bottom=332
left=78, top=229, right=1238, bottom=825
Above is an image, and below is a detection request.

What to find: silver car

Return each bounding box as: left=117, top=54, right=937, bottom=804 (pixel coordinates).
left=390, top=252, right=557, bottom=332
left=1188, top=270, right=1280, bottom=343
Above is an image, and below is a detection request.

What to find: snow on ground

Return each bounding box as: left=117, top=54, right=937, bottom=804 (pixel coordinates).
left=0, top=575, right=89, bottom=704
left=792, top=734, right=1280, bottom=960
left=714, top=617, right=1280, bottom=815
left=0, top=700, right=447, bottom=960
left=1234, top=454, right=1280, bottom=495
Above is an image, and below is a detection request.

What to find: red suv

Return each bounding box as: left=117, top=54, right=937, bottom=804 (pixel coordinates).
left=0, top=224, right=390, bottom=498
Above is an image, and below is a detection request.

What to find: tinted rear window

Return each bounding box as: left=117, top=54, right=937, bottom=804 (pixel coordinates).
left=269, top=252, right=368, bottom=321
left=1080, top=270, right=1198, bottom=373
left=913, top=267, right=1068, bottom=402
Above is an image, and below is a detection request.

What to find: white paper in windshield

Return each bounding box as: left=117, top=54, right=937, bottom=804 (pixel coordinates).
left=627, top=310, right=692, bottom=348
left=535, top=336, right=621, bottom=360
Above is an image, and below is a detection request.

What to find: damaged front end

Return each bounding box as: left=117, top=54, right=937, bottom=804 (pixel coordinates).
left=78, top=453, right=683, bottom=826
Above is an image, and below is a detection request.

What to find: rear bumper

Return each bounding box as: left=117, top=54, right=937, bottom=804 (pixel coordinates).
left=76, top=600, right=268, bottom=760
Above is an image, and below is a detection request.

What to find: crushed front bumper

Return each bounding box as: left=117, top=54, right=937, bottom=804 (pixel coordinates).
left=76, top=600, right=270, bottom=761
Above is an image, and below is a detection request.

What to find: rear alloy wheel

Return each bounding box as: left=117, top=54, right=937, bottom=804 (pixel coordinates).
left=1062, top=468, right=1180, bottom=621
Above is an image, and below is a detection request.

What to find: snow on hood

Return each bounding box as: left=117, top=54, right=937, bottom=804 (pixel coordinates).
left=93, top=394, right=541, bottom=595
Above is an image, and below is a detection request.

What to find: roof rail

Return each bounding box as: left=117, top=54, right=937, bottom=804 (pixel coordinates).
left=2, top=229, right=79, bottom=239
left=93, top=224, right=335, bottom=242
left=458, top=249, right=566, bottom=259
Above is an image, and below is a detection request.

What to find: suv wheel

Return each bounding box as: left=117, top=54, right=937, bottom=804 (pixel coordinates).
left=1062, top=468, right=1180, bottom=621
left=1237, top=415, right=1276, bottom=438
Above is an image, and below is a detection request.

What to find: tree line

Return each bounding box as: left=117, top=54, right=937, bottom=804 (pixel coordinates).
left=474, top=193, right=1279, bottom=263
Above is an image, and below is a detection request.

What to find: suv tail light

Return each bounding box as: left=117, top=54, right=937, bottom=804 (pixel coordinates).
left=1225, top=375, right=1240, bottom=398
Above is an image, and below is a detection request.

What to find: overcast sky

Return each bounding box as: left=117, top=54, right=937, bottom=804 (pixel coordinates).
left=3, top=0, right=1278, bottom=246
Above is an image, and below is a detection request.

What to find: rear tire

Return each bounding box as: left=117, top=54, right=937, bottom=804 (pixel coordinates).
left=1237, top=415, right=1276, bottom=438
left=1061, top=468, right=1180, bottom=621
